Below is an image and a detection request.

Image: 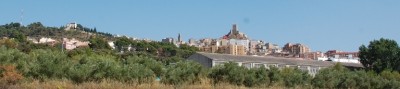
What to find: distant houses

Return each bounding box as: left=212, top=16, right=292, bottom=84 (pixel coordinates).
left=163, top=24, right=361, bottom=64
left=63, top=38, right=89, bottom=50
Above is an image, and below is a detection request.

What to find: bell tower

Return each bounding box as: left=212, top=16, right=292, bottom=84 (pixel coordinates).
left=178, top=33, right=181, bottom=43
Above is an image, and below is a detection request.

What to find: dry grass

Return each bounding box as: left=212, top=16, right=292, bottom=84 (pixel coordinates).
left=2, top=78, right=289, bottom=89
left=3, top=80, right=237, bottom=89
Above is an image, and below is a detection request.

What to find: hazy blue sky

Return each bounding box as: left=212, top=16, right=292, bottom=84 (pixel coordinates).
left=1, top=0, right=400, bottom=52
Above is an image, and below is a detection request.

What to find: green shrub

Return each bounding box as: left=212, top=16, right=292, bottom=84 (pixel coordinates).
left=280, top=68, right=310, bottom=87
left=27, top=49, right=71, bottom=80
left=209, top=62, right=247, bottom=86
left=244, top=67, right=269, bottom=87
left=312, top=63, right=349, bottom=88
left=162, top=61, right=205, bottom=85
left=125, top=56, right=164, bottom=77
left=268, top=66, right=282, bottom=85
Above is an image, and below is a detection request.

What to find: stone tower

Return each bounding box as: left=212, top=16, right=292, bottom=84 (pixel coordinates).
left=178, top=33, right=181, bottom=43
left=232, top=24, right=238, bottom=35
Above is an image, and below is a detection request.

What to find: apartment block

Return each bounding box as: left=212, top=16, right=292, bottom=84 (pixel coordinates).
left=226, top=44, right=246, bottom=55
left=301, top=51, right=324, bottom=60
left=283, top=43, right=310, bottom=56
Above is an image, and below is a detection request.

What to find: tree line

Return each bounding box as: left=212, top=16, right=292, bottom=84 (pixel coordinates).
left=0, top=45, right=399, bottom=88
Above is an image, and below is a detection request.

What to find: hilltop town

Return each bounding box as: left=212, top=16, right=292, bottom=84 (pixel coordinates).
left=12, top=22, right=360, bottom=64
left=162, top=24, right=360, bottom=64
left=1, top=21, right=363, bottom=70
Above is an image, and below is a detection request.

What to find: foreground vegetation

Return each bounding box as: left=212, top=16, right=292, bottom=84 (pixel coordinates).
left=0, top=22, right=400, bottom=88
left=0, top=45, right=399, bottom=89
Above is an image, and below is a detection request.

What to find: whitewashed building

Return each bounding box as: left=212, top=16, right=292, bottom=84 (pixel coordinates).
left=188, top=52, right=363, bottom=76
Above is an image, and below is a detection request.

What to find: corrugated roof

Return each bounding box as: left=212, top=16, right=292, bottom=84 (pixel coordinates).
left=195, top=52, right=364, bottom=68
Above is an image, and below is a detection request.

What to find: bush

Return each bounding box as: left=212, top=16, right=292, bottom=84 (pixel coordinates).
left=0, top=39, right=18, bottom=49
left=209, top=62, right=247, bottom=86
left=67, top=54, right=156, bottom=83
left=268, top=66, right=281, bottom=85
left=280, top=68, right=310, bottom=87
left=0, top=65, right=24, bottom=84
left=27, top=49, right=71, bottom=80
left=162, top=61, right=205, bottom=85
left=125, top=56, right=164, bottom=77
left=311, top=63, right=400, bottom=89
left=117, top=63, right=155, bottom=83
left=380, top=70, right=400, bottom=81
left=244, top=67, right=269, bottom=87
left=312, top=63, right=350, bottom=88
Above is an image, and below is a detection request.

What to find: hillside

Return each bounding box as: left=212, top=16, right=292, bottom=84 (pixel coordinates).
left=0, top=22, right=198, bottom=61
left=0, top=22, right=113, bottom=42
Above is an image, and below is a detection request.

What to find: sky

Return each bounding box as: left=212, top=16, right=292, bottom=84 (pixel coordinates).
left=1, top=0, right=400, bottom=52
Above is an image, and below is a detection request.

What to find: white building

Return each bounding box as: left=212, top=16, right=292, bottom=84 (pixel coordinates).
left=328, top=54, right=360, bottom=63
left=266, top=43, right=282, bottom=53
left=330, top=58, right=360, bottom=63
left=228, top=39, right=250, bottom=52
left=108, top=41, right=115, bottom=49
left=28, top=37, right=57, bottom=44
left=64, top=22, right=78, bottom=31
left=188, top=52, right=363, bottom=76
left=63, top=38, right=89, bottom=50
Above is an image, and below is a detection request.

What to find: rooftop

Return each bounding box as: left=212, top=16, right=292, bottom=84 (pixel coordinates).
left=194, top=52, right=364, bottom=68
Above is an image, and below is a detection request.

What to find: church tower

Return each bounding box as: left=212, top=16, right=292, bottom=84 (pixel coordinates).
left=178, top=33, right=181, bottom=43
